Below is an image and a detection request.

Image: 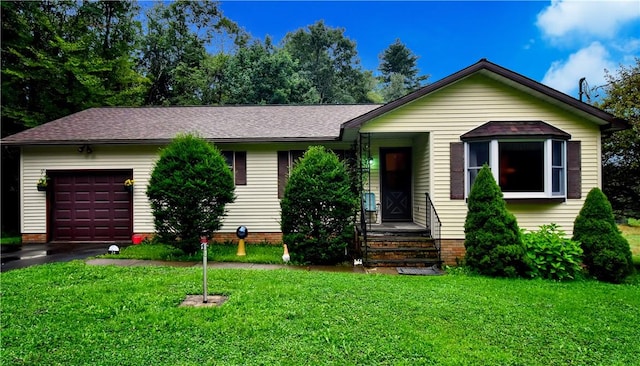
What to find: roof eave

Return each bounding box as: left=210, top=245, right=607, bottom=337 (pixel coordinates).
left=2, top=136, right=343, bottom=147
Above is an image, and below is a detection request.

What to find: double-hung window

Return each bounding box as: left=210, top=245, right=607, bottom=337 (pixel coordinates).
left=455, top=121, right=579, bottom=201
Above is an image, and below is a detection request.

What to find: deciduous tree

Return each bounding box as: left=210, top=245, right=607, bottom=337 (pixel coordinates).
left=139, top=0, right=246, bottom=105
left=597, top=59, right=640, bottom=219
left=283, top=20, right=371, bottom=104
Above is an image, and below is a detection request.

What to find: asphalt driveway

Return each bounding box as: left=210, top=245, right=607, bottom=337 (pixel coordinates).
left=1, top=242, right=129, bottom=272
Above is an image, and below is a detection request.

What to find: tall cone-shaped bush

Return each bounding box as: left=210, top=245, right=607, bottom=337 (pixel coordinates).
left=464, top=165, right=529, bottom=277
left=572, top=187, right=634, bottom=283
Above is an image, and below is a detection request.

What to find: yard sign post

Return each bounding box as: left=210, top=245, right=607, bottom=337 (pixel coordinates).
left=201, top=236, right=208, bottom=303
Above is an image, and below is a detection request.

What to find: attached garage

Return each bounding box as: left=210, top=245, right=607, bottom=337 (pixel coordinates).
left=49, top=170, right=133, bottom=242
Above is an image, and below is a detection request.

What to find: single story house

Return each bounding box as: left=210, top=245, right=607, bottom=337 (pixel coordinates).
left=2, top=59, right=628, bottom=265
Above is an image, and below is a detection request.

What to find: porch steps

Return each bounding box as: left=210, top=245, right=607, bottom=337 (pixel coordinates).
left=362, top=233, right=441, bottom=268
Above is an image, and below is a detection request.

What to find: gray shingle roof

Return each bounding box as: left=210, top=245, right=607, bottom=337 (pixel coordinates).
left=2, top=104, right=382, bottom=145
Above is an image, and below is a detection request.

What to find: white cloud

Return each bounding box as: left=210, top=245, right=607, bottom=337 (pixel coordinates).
left=537, top=0, right=640, bottom=41
left=611, top=38, right=640, bottom=53
left=541, top=42, right=615, bottom=95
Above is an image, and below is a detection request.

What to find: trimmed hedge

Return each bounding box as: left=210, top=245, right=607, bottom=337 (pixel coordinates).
left=147, top=134, right=235, bottom=254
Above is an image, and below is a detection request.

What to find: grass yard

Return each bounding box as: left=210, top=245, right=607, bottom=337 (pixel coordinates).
left=2, top=262, right=639, bottom=365
left=0, top=235, right=21, bottom=245
left=619, top=224, right=640, bottom=261
left=101, top=242, right=285, bottom=263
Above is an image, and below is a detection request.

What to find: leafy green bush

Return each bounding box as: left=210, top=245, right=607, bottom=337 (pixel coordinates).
left=573, top=188, right=634, bottom=283
left=147, top=134, right=235, bottom=254
left=280, top=146, right=358, bottom=264
left=627, top=218, right=640, bottom=227
left=522, top=224, right=583, bottom=281
left=464, top=165, right=529, bottom=278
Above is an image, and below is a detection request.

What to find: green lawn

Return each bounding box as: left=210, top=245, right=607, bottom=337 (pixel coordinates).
left=2, top=262, right=639, bottom=365
left=619, top=224, right=640, bottom=260
left=0, top=235, right=21, bottom=245
left=101, top=242, right=285, bottom=263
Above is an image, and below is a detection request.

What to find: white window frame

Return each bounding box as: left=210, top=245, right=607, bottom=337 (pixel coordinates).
left=465, top=139, right=566, bottom=199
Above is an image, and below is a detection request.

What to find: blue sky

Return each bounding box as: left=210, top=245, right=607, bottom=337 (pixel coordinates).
left=218, top=0, right=640, bottom=99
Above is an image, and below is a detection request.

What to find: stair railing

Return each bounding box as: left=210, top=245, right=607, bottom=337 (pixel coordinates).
left=425, top=193, right=442, bottom=266
left=360, top=195, right=368, bottom=264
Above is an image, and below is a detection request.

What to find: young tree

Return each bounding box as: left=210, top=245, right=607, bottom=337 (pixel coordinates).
left=147, top=134, right=235, bottom=254
left=280, top=146, right=358, bottom=264
left=378, top=39, right=428, bottom=95
left=572, top=188, right=634, bottom=283
left=464, top=165, right=529, bottom=277
left=597, top=58, right=640, bottom=219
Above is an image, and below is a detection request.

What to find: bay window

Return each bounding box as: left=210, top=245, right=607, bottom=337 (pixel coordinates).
left=454, top=121, right=579, bottom=201
left=466, top=139, right=566, bottom=198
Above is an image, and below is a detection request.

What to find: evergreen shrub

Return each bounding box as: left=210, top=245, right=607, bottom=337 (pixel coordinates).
left=522, top=224, right=583, bottom=281
left=464, top=165, right=529, bottom=278
left=280, top=146, right=358, bottom=264
left=573, top=188, right=634, bottom=283
left=146, top=134, right=235, bottom=254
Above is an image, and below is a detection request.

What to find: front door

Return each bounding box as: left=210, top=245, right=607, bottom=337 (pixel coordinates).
left=380, top=148, right=412, bottom=222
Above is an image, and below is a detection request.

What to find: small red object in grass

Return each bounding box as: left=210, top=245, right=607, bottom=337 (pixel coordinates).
left=132, top=234, right=143, bottom=245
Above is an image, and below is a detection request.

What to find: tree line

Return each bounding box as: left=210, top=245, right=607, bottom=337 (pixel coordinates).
left=1, top=0, right=427, bottom=137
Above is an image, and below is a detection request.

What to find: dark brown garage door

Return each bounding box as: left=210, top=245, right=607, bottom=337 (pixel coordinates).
left=51, top=170, right=133, bottom=242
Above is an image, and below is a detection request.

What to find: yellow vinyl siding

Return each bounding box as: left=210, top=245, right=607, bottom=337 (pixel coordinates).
left=360, top=74, right=601, bottom=238
left=21, top=142, right=354, bottom=236
left=220, top=146, right=280, bottom=232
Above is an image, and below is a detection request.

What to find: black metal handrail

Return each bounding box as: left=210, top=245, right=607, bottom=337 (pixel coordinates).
left=425, top=192, right=442, bottom=266
left=359, top=195, right=368, bottom=263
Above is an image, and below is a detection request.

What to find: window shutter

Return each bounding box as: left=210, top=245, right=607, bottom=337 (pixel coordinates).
left=450, top=142, right=464, bottom=199
left=235, top=151, right=247, bottom=185
left=567, top=141, right=581, bottom=199
left=278, top=151, right=289, bottom=199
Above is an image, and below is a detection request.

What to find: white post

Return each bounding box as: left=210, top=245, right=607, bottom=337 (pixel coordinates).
left=200, top=236, right=208, bottom=303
